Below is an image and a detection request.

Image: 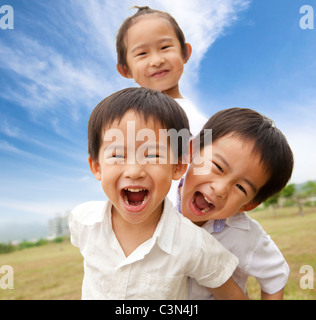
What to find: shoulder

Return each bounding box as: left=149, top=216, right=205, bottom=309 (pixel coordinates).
left=163, top=199, right=205, bottom=246
left=70, top=201, right=108, bottom=225
left=172, top=207, right=232, bottom=255
left=226, top=212, right=267, bottom=239
left=228, top=212, right=288, bottom=269
left=170, top=210, right=239, bottom=288
left=214, top=212, right=272, bottom=262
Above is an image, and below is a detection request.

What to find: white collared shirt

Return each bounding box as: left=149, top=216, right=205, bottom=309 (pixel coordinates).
left=189, top=212, right=290, bottom=299
left=69, top=198, right=238, bottom=300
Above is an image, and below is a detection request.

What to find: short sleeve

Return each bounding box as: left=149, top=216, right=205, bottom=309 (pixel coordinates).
left=247, top=234, right=289, bottom=294
left=188, top=228, right=239, bottom=288
left=69, top=210, right=79, bottom=247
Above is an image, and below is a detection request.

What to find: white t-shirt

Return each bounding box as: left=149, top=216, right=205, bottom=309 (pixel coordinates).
left=69, top=198, right=239, bottom=300
left=189, top=212, right=290, bottom=299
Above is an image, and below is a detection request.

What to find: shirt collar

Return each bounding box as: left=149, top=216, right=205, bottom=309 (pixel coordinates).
left=104, top=198, right=176, bottom=255
left=203, top=212, right=250, bottom=233
left=226, top=212, right=250, bottom=230
left=154, top=198, right=176, bottom=255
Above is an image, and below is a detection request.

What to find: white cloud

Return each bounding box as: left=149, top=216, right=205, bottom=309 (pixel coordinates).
left=73, top=0, right=251, bottom=98
left=0, top=0, right=250, bottom=114
left=0, top=119, right=20, bottom=137
left=0, top=35, right=116, bottom=113
left=276, top=102, right=316, bottom=184
left=286, top=129, right=316, bottom=184
left=0, top=0, right=251, bottom=228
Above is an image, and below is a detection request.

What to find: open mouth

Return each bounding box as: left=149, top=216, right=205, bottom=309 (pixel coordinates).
left=192, top=191, right=215, bottom=214
left=121, top=188, right=149, bottom=207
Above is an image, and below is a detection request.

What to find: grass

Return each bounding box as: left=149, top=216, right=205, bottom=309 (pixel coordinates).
left=0, top=207, right=315, bottom=300
left=246, top=206, right=316, bottom=300
left=0, top=240, right=83, bottom=300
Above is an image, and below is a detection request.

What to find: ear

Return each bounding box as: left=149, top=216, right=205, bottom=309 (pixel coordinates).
left=184, top=43, right=192, bottom=63
left=88, top=155, right=101, bottom=181
left=172, top=161, right=188, bottom=181
left=190, top=138, right=202, bottom=162
left=239, top=200, right=260, bottom=212
left=116, top=64, right=133, bottom=79
left=180, top=140, right=193, bottom=165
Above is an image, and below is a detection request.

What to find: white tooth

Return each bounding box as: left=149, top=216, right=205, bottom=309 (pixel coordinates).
left=123, top=195, right=129, bottom=205
left=201, top=207, right=211, bottom=213
left=203, top=195, right=212, bottom=204
left=127, top=188, right=144, bottom=192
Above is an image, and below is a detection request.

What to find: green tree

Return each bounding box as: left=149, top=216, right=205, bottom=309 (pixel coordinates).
left=281, top=183, right=296, bottom=198
left=302, top=181, right=316, bottom=196
left=263, top=193, right=280, bottom=214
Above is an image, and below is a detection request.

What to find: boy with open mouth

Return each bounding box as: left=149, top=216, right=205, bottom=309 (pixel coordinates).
left=69, top=87, right=247, bottom=300
left=179, top=108, right=294, bottom=299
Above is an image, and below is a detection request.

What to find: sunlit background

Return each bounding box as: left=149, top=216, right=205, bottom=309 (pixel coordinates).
left=0, top=0, right=315, bottom=241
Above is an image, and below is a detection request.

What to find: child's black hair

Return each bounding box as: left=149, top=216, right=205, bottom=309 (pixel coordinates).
left=116, top=6, right=188, bottom=70
left=195, top=108, right=294, bottom=204
left=88, top=87, right=191, bottom=162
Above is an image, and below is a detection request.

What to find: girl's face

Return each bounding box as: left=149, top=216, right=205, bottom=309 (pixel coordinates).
left=120, top=15, right=191, bottom=99
left=180, top=135, right=270, bottom=226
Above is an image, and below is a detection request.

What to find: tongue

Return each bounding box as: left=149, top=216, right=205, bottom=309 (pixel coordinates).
left=126, top=190, right=147, bottom=203
left=194, top=192, right=211, bottom=210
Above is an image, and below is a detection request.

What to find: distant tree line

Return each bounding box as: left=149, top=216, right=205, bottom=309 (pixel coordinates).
left=0, top=237, right=65, bottom=254
left=263, top=181, right=316, bottom=216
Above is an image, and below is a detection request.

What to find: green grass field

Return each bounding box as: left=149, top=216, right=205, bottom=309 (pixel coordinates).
left=0, top=207, right=315, bottom=300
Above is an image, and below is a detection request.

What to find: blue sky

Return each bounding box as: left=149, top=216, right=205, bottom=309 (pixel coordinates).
left=0, top=0, right=315, bottom=239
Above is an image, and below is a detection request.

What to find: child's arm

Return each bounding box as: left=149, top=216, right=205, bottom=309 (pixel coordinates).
left=261, top=288, right=284, bottom=300
left=208, top=277, right=249, bottom=300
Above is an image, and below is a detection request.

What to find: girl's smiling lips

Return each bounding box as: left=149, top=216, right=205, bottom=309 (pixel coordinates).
left=151, top=70, right=169, bottom=78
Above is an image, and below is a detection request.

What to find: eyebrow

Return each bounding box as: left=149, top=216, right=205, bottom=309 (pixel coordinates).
left=214, top=153, right=258, bottom=194
left=103, top=143, right=168, bottom=151
left=214, top=153, right=230, bottom=169
left=243, top=178, right=257, bottom=194
left=103, top=144, right=124, bottom=152
left=141, top=143, right=168, bottom=152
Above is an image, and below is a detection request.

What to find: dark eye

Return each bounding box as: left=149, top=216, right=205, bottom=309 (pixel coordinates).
left=213, top=162, right=223, bottom=173
left=236, top=184, right=247, bottom=195
left=161, top=46, right=170, bottom=50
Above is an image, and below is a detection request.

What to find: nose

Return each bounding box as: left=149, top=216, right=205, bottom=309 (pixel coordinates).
left=210, top=180, right=229, bottom=199
left=149, top=52, right=165, bottom=67
left=123, top=163, right=146, bottom=180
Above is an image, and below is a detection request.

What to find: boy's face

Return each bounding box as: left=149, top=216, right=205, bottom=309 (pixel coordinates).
left=89, top=110, right=186, bottom=227
left=180, top=134, right=270, bottom=226
left=118, top=15, right=191, bottom=99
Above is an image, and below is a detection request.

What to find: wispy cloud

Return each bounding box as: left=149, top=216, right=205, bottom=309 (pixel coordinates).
left=72, top=0, right=251, bottom=97
left=0, top=34, right=115, bottom=113
left=0, top=119, right=20, bottom=138
left=0, top=0, right=251, bottom=233
left=0, top=0, right=250, bottom=115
